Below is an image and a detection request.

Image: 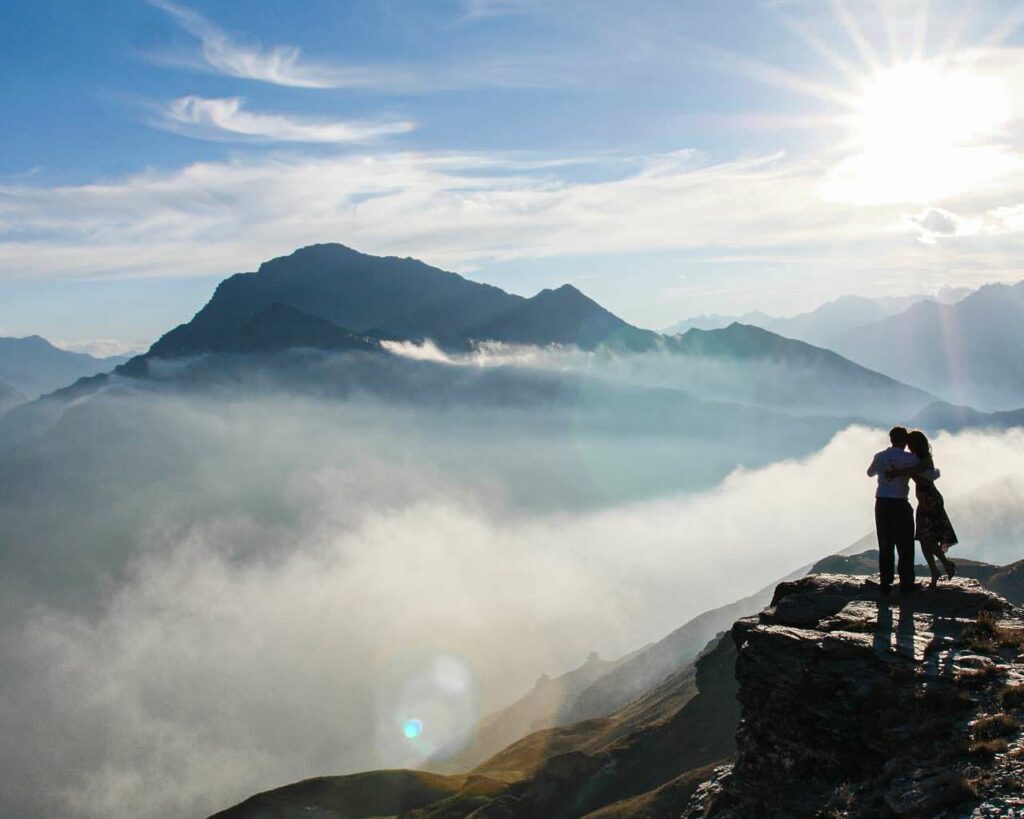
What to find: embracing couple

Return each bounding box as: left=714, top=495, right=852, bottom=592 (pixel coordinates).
left=867, top=426, right=959, bottom=595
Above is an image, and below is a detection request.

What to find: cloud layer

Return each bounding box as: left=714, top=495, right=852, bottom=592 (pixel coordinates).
left=3, top=374, right=1024, bottom=819
left=0, top=149, right=887, bottom=280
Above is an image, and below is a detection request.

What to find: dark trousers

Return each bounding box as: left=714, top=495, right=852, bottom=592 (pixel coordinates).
left=875, top=498, right=915, bottom=591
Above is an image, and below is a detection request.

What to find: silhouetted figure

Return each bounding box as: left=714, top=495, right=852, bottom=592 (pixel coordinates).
left=890, top=430, right=958, bottom=588
left=867, top=426, right=936, bottom=594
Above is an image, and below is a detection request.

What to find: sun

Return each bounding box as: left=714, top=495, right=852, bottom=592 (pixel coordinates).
left=823, top=59, right=1012, bottom=205
left=729, top=3, right=1020, bottom=207
left=828, top=60, right=1012, bottom=204
left=856, top=62, right=1005, bottom=157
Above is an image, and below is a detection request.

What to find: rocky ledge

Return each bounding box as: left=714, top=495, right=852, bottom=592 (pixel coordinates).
left=685, top=574, right=1024, bottom=818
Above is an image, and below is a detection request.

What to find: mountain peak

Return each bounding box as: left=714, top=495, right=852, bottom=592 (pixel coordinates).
left=138, top=244, right=659, bottom=359
left=674, top=321, right=798, bottom=356
left=526, top=283, right=601, bottom=308
left=464, top=280, right=657, bottom=351
left=255, top=242, right=363, bottom=273
left=0, top=335, right=58, bottom=351
left=0, top=335, right=119, bottom=399
left=545, top=283, right=585, bottom=296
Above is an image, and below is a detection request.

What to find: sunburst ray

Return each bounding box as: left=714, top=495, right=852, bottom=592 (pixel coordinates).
left=829, top=0, right=884, bottom=71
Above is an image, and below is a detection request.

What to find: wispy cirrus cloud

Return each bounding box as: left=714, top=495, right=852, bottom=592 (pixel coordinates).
left=156, top=96, right=415, bottom=144
left=459, top=0, right=552, bottom=21
left=146, top=0, right=577, bottom=92
left=147, top=0, right=406, bottom=89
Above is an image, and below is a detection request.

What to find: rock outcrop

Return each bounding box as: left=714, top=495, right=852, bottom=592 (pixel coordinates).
left=686, top=574, right=1024, bottom=818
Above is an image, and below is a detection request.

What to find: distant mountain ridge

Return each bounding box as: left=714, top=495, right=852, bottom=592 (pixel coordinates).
left=0, top=378, right=26, bottom=415
left=910, top=400, right=1024, bottom=433
left=465, top=284, right=657, bottom=351
left=113, top=243, right=935, bottom=423
left=656, top=322, right=935, bottom=419
left=832, top=280, right=1024, bottom=409
left=663, top=288, right=973, bottom=347
left=0, top=335, right=129, bottom=398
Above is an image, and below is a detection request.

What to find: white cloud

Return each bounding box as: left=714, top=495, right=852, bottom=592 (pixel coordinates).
left=157, top=96, right=415, bottom=144
left=904, top=203, right=1024, bottom=244
left=988, top=203, right=1024, bottom=233
left=148, top=0, right=390, bottom=89
left=5, top=142, right=1024, bottom=293
left=459, top=0, right=550, bottom=20
left=55, top=339, right=146, bottom=358
left=904, top=206, right=979, bottom=244
left=0, top=149, right=891, bottom=280
left=146, top=0, right=576, bottom=92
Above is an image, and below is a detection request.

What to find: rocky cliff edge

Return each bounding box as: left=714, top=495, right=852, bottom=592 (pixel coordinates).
left=686, top=574, right=1024, bottom=818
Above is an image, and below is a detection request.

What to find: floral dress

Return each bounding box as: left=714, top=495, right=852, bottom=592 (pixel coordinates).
left=913, top=463, right=959, bottom=546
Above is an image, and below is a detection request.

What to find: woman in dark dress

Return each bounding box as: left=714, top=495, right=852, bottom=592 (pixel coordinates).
left=903, top=430, right=958, bottom=587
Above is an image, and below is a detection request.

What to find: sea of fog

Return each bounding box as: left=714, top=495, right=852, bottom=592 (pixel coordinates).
left=1, top=349, right=1023, bottom=819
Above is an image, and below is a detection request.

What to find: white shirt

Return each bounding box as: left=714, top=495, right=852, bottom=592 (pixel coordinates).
left=867, top=447, right=940, bottom=499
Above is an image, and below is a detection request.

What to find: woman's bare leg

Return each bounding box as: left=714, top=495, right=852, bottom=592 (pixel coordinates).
left=939, top=546, right=956, bottom=579
left=922, top=542, right=941, bottom=587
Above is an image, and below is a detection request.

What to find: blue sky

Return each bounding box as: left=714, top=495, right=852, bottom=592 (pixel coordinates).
left=3, top=0, right=1024, bottom=352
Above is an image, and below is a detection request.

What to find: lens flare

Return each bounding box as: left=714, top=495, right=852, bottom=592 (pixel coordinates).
left=374, top=649, right=481, bottom=766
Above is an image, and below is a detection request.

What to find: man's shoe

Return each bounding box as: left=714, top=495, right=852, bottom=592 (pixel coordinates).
left=879, top=585, right=893, bottom=597
left=900, top=582, right=923, bottom=594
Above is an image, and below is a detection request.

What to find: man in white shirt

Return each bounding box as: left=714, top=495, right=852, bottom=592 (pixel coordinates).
left=866, top=426, right=930, bottom=594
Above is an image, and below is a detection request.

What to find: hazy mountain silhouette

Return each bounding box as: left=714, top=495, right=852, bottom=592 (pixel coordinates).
left=209, top=632, right=739, bottom=819
left=556, top=573, right=794, bottom=726
left=664, top=310, right=772, bottom=336
left=110, top=244, right=935, bottom=424
left=0, top=378, right=26, bottom=416
left=832, top=280, right=1024, bottom=409
left=663, top=289, right=971, bottom=346
left=429, top=650, right=635, bottom=775
left=465, top=284, right=657, bottom=351
left=139, top=244, right=662, bottom=365
left=0, top=335, right=129, bottom=398
left=910, top=400, right=1024, bottom=433
left=144, top=244, right=525, bottom=358
left=659, top=323, right=935, bottom=418
left=141, top=302, right=385, bottom=360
